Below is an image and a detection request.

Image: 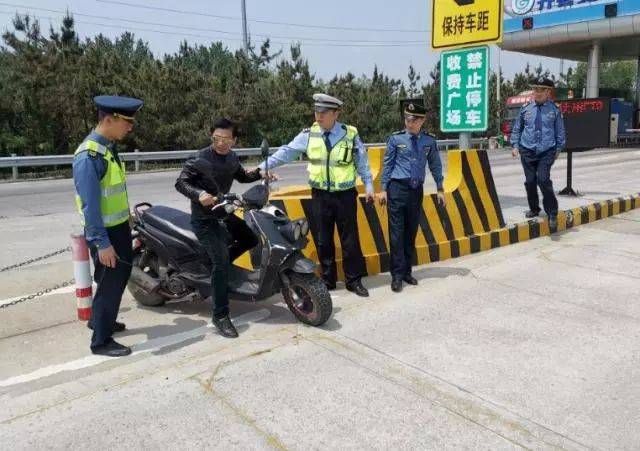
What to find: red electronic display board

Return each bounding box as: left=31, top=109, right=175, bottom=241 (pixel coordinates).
left=556, top=98, right=610, bottom=150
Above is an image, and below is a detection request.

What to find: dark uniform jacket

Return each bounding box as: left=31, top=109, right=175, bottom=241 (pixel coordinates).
left=175, top=146, right=262, bottom=220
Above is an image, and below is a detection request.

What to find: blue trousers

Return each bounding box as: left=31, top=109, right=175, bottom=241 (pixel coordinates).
left=387, top=180, right=422, bottom=281
left=520, top=147, right=558, bottom=217
left=88, top=221, right=132, bottom=349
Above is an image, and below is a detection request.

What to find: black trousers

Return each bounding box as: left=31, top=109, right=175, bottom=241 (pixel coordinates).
left=387, top=180, right=422, bottom=281
left=311, top=188, right=366, bottom=286
left=88, top=221, right=132, bottom=349
left=192, top=214, right=258, bottom=319
left=520, top=147, right=558, bottom=217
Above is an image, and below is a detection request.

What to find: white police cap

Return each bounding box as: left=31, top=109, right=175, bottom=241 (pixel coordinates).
left=313, top=93, right=343, bottom=112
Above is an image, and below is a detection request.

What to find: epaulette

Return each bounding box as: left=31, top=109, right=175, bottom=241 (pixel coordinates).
left=423, top=131, right=437, bottom=139
left=302, top=127, right=310, bottom=133
left=391, top=130, right=404, bottom=135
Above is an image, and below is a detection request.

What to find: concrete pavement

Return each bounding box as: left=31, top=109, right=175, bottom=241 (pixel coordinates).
left=1, top=209, right=639, bottom=449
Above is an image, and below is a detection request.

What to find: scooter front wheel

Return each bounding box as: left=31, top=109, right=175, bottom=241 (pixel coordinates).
left=281, top=272, right=332, bottom=326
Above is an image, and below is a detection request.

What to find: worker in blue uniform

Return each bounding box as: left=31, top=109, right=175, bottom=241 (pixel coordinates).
left=510, top=77, right=566, bottom=231
left=72, top=95, right=143, bottom=357
left=378, top=100, right=445, bottom=293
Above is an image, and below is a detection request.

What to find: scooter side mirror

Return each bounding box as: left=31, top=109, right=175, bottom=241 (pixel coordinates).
left=260, top=138, right=269, bottom=159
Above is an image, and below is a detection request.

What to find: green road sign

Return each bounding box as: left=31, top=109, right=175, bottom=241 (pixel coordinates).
left=440, top=46, right=489, bottom=133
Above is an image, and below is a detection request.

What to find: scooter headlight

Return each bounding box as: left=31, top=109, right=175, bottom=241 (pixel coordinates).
left=298, top=219, right=309, bottom=237
left=279, top=222, right=301, bottom=243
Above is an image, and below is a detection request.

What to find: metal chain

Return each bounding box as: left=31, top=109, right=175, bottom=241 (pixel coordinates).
left=0, top=279, right=75, bottom=309
left=0, top=247, right=71, bottom=273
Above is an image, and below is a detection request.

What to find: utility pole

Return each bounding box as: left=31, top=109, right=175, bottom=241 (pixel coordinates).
left=241, top=0, right=249, bottom=57
left=496, top=47, right=501, bottom=125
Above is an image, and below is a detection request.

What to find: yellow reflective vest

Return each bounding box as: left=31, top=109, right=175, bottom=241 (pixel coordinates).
left=306, top=123, right=358, bottom=191
left=74, top=140, right=130, bottom=228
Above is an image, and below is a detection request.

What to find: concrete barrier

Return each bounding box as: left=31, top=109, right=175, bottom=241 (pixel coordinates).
left=236, top=147, right=639, bottom=279
left=266, top=148, right=505, bottom=279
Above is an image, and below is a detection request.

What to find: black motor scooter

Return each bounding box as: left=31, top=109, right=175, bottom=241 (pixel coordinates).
left=127, top=143, right=332, bottom=326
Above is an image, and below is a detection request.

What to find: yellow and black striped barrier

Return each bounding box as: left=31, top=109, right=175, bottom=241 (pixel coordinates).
left=264, top=148, right=505, bottom=279
left=235, top=148, right=640, bottom=277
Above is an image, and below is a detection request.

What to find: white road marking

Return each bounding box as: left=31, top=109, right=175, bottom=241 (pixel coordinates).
left=0, top=308, right=271, bottom=388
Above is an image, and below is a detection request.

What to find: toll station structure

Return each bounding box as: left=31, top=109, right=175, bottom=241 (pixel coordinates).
left=501, top=0, right=640, bottom=106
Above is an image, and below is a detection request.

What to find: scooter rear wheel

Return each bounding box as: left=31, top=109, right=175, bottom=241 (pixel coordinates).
left=282, top=273, right=332, bottom=326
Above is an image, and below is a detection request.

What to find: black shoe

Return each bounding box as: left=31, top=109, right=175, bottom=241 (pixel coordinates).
left=91, top=339, right=132, bottom=357
left=324, top=281, right=337, bottom=291
left=87, top=321, right=126, bottom=333
left=403, top=275, right=418, bottom=286
left=212, top=316, right=239, bottom=338
left=549, top=216, right=558, bottom=232
left=525, top=210, right=541, bottom=218
left=346, top=282, right=369, bottom=297
left=391, top=279, right=403, bottom=293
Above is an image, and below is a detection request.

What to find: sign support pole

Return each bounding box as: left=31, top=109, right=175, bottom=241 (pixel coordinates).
left=459, top=132, right=471, bottom=151
left=559, top=150, right=579, bottom=196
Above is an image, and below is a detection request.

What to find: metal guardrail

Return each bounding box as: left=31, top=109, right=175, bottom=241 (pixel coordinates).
left=0, top=138, right=487, bottom=180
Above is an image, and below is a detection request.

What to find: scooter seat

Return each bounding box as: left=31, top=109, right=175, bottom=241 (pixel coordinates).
left=141, top=206, right=198, bottom=245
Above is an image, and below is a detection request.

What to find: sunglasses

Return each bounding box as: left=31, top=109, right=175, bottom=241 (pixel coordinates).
left=212, top=135, right=235, bottom=144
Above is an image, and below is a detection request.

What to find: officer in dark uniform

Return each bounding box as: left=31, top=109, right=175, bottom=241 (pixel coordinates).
left=258, top=94, right=375, bottom=297
left=378, top=100, right=445, bottom=293
left=175, top=117, right=267, bottom=338
left=510, top=77, right=566, bottom=231
left=72, top=95, right=143, bottom=357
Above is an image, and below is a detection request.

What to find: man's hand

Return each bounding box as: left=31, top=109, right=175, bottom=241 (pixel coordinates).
left=98, top=245, right=118, bottom=269
left=377, top=191, right=387, bottom=206
left=511, top=147, right=519, bottom=158
left=437, top=191, right=446, bottom=207
left=263, top=171, right=279, bottom=182
left=199, top=192, right=217, bottom=207
left=365, top=191, right=375, bottom=203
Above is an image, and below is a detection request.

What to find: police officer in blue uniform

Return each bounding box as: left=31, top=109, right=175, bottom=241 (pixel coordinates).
left=510, top=77, right=566, bottom=231
left=378, top=100, right=445, bottom=293
left=73, top=95, right=143, bottom=357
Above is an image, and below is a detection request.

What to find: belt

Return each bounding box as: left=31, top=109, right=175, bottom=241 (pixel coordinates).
left=390, top=178, right=422, bottom=189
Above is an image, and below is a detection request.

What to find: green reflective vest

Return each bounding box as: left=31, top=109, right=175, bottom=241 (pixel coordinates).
left=306, top=123, right=358, bottom=191
left=74, top=139, right=130, bottom=228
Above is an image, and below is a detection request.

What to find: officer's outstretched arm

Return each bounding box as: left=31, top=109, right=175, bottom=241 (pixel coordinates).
left=258, top=131, right=308, bottom=172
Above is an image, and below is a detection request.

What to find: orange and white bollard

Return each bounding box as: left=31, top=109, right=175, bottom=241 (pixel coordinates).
left=70, top=234, right=93, bottom=321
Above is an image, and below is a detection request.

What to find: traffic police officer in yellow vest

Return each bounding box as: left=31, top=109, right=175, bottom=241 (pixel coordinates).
left=72, top=95, right=143, bottom=357
left=258, top=93, right=375, bottom=297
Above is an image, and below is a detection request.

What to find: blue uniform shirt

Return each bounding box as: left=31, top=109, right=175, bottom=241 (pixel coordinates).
left=258, top=121, right=374, bottom=194
left=381, top=130, right=444, bottom=192
left=72, top=130, right=115, bottom=249
left=510, top=100, right=566, bottom=154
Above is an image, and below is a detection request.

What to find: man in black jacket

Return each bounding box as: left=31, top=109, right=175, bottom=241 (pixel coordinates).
left=175, top=118, right=265, bottom=338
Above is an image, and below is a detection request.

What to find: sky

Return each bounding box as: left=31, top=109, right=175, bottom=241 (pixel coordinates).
left=0, top=0, right=569, bottom=84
